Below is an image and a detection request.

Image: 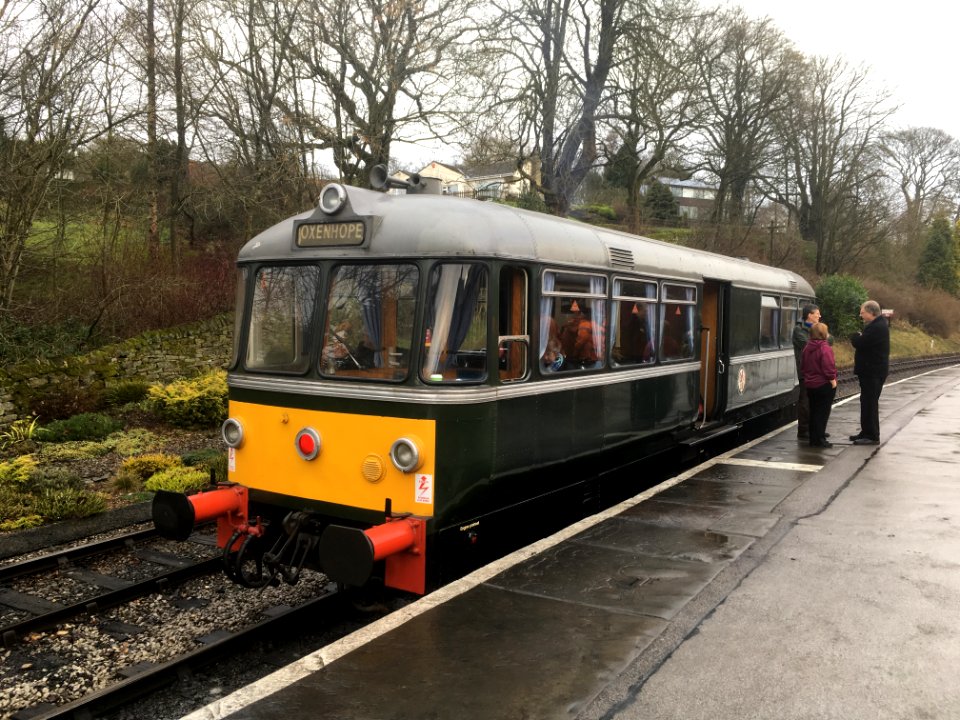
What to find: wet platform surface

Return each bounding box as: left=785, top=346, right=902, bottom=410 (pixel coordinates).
left=186, top=365, right=960, bottom=720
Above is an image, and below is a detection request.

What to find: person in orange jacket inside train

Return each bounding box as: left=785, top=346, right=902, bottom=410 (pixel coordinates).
left=559, top=301, right=603, bottom=368
left=800, top=322, right=838, bottom=448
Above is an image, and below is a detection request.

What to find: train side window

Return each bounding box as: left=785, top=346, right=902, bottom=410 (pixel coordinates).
left=499, top=265, right=529, bottom=382
left=321, top=264, right=419, bottom=380
left=539, top=270, right=607, bottom=373
left=780, top=297, right=798, bottom=347
left=612, top=278, right=657, bottom=366
left=421, top=263, right=489, bottom=383
left=760, top=294, right=779, bottom=350
left=245, top=265, right=320, bottom=374
left=660, top=284, right=696, bottom=361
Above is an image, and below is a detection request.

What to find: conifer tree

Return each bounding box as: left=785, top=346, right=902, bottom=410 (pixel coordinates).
left=917, top=216, right=959, bottom=294
left=642, top=179, right=681, bottom=224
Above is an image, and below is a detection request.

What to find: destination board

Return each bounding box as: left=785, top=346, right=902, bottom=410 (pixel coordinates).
left=296, top=221, right=365, bottom=247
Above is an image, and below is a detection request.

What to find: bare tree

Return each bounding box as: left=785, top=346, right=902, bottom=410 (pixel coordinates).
left=879, top=126, right=960, bottom=241
left=287, top=0, right=479, bottom=187
left=695, top=10, right=795, bottom=225
left=769, top=56, right=896, bottom=275
left=602, top=0, right=709, bottom=231
left=189, top=0, right=311, bottom=235
left=482, top=0, right=626, bottom=216
left=0, top=0, right=102, bottom=310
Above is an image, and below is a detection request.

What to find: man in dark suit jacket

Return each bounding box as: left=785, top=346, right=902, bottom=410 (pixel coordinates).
left=849, top=300, right=889, bottom=445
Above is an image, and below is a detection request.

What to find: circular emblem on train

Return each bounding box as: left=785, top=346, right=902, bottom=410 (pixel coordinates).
left=737, top=367, right=747, bottom=395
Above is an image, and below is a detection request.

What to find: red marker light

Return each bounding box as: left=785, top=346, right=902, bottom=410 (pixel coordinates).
left=299, top=434, right=315, bottom=455
left=295, top=428, right=321, bottom=460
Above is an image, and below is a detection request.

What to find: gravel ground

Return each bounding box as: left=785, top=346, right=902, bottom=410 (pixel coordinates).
left=0, top=549, right=334, bottom=718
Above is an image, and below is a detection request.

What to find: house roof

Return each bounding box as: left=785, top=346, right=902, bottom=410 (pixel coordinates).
left=655, top=176, right=717, bottom=190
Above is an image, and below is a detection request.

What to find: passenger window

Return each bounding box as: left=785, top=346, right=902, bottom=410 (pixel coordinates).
left=612, top=278, right=657, bottom=366
left=760, top=295, right=779, bottom=350
left=421, top=263, right=488, bottom=383
left=499, top=266, right=529, bottom=382
left=660, top=284, right=696, bottom=361
left=780, top=297, right=798, bottom=346
left=539, top=270, right=607, bottom=373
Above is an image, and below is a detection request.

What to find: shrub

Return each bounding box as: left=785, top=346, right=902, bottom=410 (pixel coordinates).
left=104, top=429, right=163, bottom=457
left=0, top=455, right=38, bottom=488
left=31, top=487, right=107, bottom=520
left=36, top=440, right=113, bottom=462
left=908, top=288, right=960, bottom=337
left=28, top=385, right=106, bottom=422
left=182, top=448, right=228, bottom=484
left=864, top=280, right=960, bottom=338
left=0, top=485, right=35, bottom=526
left=104, top=380, right=151, bottom=407
left=148, top=370, right=228, bottom=428
left=114, top=453, right=183, bottom=492
left=144, top=466, right=209, bottom=494
left=35, top=412, right=123, bottom=442
left=0, top=514, right=44, bottom=532
left=0, top=417, right=39, bottom=455
left=23, top=467, right=85, bottom=494
left=815, top=275, right=868, bottom=338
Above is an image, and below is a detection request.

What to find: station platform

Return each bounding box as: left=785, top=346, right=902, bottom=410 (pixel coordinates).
left=184, top=365, right=960, bottom=720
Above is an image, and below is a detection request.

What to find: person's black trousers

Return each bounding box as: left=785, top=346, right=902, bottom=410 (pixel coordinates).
left=857, top=374, right=886, bottom=440
left=806, top=382, right=836, bottom=444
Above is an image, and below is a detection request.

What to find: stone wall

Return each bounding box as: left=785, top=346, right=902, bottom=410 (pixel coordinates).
left=0, top=315, right=233, bottom=429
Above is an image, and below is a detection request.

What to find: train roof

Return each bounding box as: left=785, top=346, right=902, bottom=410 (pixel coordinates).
left=239, top=184, right=814, bottom=295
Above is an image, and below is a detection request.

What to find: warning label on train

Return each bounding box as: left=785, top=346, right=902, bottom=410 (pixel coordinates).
left=415, top=474, right=434, bottom=504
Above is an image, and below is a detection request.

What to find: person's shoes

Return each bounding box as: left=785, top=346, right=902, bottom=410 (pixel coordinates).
left=797, top=433, right=809, bottom=441
left=852, top=437, right=879, bottom=445
left=809, top=439, right=833, bottom=448
left=849, top=433, right=864, bottom=441
left=825, top=432, right=831, bottom=438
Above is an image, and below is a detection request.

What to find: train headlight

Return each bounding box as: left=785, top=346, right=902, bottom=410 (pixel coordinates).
left=295, top=428, right=322, bottom=461
left=221, top=418, right=244, bottom=448
left=389, top=436, right=423, bottom=473
left=319, top=184, right=347, bottom=215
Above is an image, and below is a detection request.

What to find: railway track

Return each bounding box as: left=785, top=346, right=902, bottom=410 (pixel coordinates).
left=0, top=524, right=338, bottom=719
left=22, top=589, right=345, bottom=720
left=0, top=528, right=220, bottom=647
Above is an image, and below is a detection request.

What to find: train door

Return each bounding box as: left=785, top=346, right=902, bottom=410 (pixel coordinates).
left=699, top=280, right=729, bottom=420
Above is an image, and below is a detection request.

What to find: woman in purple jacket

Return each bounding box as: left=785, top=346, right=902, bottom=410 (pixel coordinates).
left=800, top=323, right=838, bottom=448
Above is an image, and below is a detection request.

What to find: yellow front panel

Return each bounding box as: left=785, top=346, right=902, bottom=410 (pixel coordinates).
left=227, top=400, right=436, bottom=517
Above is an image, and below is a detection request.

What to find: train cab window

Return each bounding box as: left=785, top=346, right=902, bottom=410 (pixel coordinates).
left=421, top=263, right=488, bottom=383
left=780, top=297, right=798, bottom=347
left=612, top=278, right=657, bottom=366
left=230, top=267, right=248, bottom=369
left=760, top=294, right=779, bottom=350
left=321, top=264, right=418, bottom=380
left=660, top=284, right=696, bottom=361
left=498, top=265, right=529, bottom=383
left=245, top=266, right=320, bottom=373
left=539, top=270, right=607, bottom=373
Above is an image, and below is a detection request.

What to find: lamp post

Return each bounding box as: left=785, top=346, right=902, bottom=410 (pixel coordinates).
left=767, top=220, right=782, bottom=265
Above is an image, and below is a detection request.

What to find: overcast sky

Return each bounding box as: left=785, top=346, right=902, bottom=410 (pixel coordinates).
left=716, top=0, right=959, bottom=138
